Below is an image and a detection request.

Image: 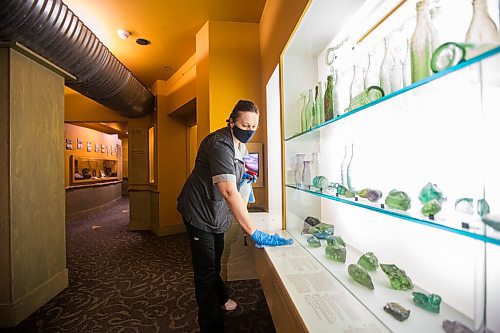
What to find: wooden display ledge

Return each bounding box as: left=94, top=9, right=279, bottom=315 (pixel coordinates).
left=249, top=212, right=389, bottom=333
left=66, top=179, right=122, bottom=190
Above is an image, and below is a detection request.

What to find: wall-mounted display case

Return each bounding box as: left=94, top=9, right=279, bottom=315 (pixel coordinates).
left=69, top=155, right=119, bottom=185
left=280, top=0, right=499, bottom=332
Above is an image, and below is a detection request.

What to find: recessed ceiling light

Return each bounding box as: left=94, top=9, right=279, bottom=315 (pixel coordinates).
left=117, top=29, right=131, bottom=39
left=164, top=66, right=171, bottom=71
left=136, top=38, right=151, bottom=46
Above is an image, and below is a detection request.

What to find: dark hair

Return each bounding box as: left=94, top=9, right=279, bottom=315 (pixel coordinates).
left=226, top=100, right=259, bottom=125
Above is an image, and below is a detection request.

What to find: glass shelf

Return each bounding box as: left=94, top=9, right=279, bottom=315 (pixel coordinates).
left=285, top=184, right=500, bottom=246
left=284, top=46, right=500, bottom=142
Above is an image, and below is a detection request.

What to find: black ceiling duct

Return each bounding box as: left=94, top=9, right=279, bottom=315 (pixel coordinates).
left=0, top=0, right=154, bottom=118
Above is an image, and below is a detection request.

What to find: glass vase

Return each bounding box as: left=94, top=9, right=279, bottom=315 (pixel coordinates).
left=324, top=74, right=334, bottom=121
left=346, top=144, right=355, bottom=192
left=294, top=153, right=305, bottom=187
left=411, top=1, right=432, bottom=83
left=340, top=146, right=348, bottom=187
left=402, top=37, right=412, bottom=87
left=333, top=68, right=342, bottom=118
left=429, top=3, right=441, bottom=53
left=465, top=0, right=499, bottom=43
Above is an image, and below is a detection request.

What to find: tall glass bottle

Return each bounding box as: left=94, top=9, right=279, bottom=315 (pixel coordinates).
left=349, top=64, right=364, bottom=111
left=304, top=89, right=314, bottom=130
left=411, top=1, right=432, bottom=83
left=428, top=4, right=441, bottom=53
left=402, top=37, right=412, bottom=87
left=333, top=68, right=342, bottom=117
left=380, top=36, right=395, bottom=95
left=324, top=75, right=334, bottom=121
left=465, top=0, right=499, bottom=43
left=299, top=92, right=307, bottom=133
left=294, top=153, right=305, bottom=187
left=315, top=82, right=325, bottom=125
left=364, top=49, right=380, bottom=88
left=303, top=161, right=312, bottom=189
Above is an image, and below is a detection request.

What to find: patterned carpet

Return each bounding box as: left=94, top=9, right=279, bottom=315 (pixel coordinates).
left=3, top=198, right=275, bottom=333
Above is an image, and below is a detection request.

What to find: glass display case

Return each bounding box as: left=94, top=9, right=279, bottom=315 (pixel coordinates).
left=69, top=155, right=119, bottom=185
left=281, top=0, right=499, bottom=332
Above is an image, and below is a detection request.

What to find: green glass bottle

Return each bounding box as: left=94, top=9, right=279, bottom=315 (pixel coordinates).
left=315, top=82, right=325, bottom=125
left=324, top=75, right=334, bottom=121
left=411, top=1, right=432, bottom=83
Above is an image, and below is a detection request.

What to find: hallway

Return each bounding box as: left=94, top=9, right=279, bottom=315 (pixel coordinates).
left=3, top=198, right=275, bottom=333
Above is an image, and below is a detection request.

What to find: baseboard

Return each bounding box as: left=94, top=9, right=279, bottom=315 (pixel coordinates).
left=65, top=197, right=122, bottom=223
left=153, top=223, right=186, bottom=236
left=0, top=269, right=68, bottom=327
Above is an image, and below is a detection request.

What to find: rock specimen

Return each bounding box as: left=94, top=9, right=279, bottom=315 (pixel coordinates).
left=348, top=264, right=374, bottom=290
left=477, top=199, right=490, bottom=217
left=358, top=188, right=370, bottom=198
left=327, top=235, right=346, bottom=247
left=385, top=190, right=411, bottom=211
left=357, top=252, right=379, bottom=271
left=455, top=198, right=474, bottom=214
left=383, top=302, right=410, bottom=321
left=422, top=198, right=442, bottom=216
left=442, top=320, right=473, bottom=333
left=380, top=264, right=413, bottom=290
left=482, top=214, right=500, bottom=231
left=302, top=216, right=321, bottom=234
left=308, top=223, right=335, bottom=239
left=419, top=182, right=444, bottom=204
left=412, top=291, right=442, bottom=313
left=325, top=244, right=346, bottom=263
left=336, top=184, right=355, bottom=198
left=367, top=190, right=383, bottom=202
left=307, top=236, right=321, bottom=248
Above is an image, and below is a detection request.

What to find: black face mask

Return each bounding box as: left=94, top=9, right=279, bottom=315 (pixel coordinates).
left=232, top=125, right=255, bottom=143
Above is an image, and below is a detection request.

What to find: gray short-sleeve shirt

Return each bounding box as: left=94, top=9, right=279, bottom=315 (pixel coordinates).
left=177, top=126, right=245, bottom=233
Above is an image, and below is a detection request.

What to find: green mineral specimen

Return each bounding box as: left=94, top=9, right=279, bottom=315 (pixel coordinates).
left=358, top=188, right=370, bottom=198
left=482, top=214, right=500, bottom=231
left=357, top=252, right=379, bottom=271
left=348, top=264, right=374, bottom=290
left=412, top=291, right=442, bottom=313
left=335, top=184, right=355, bottom=198
left=383, top=302, right=410, bottom=321
left=477, top=199, right=490, bottom=217
left=419, top=182, right=444, bottom=204
left=325, top=244, right=346, bottom=263
left=308, top=223, right=335, bottom=239
left=422, top=198, right=442, bottom=216
left=326, top=235, right=346, bottom=247
left=307, top=236, right=321, bottom=248
left=380, top=264, right=413, bottom=290
left=385, top=190, right=411, bottom=211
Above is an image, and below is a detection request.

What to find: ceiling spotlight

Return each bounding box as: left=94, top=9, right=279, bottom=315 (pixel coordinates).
left=164, top=66, right=171, bottom=71
left=136, top=38, right=151, bottom=46
left=117, top=29, right=131, bottom=40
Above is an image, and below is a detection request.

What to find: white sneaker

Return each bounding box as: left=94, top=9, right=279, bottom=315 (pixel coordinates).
left=221, top=298, right=238, bottom=311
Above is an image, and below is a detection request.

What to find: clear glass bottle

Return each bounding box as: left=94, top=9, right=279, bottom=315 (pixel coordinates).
left=304, top=89, right=314, bottom=130
left=294, top=153, right=305, bottom=187
left=315, top=81, right=325, bottom=125
left=364, top=49, right=380, bottom=88
left=380, top=36, right=396, bottom=95
left=324, top=75, right=334, bottom=121
left=349, top=64, right=364, bottom=109
left=299, top=92, right=307, bottom=133
left=411, top=1, right=432, bottom=83
left=402, top=37, right=412, bottom=87
left=465, top=0, right=499, bottom=43
left=303, top=161, right=312, bottom=189
left=333, top=68, right=342, bottom=117
left=428, top=4, right=441, bottom=53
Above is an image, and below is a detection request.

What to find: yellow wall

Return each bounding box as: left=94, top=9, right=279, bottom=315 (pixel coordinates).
left=64, top=123, right=121, bottom=187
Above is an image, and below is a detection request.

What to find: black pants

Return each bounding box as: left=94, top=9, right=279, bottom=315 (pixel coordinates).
left=184, top=222, right=228, bottom=333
